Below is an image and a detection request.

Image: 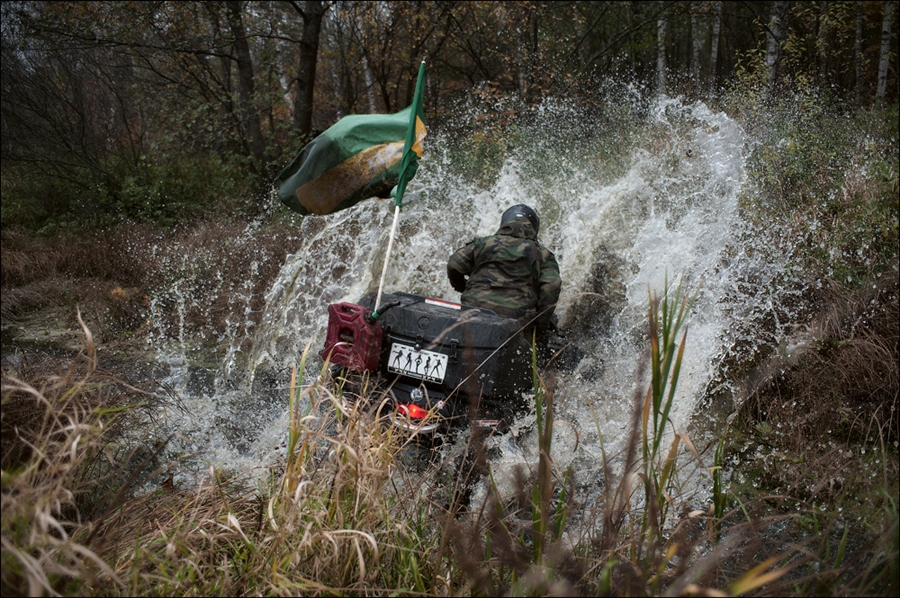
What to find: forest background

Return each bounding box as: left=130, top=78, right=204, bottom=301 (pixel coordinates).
left=2, top=0, right=897, bottom=231
left=1, top=1, right=898, bottom=596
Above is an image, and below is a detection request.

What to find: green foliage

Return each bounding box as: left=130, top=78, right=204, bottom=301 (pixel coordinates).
left=1, top=150, right=251, bottom=232
left=0, top=167, right=81, bottom=235
left=725, top=83, right=899, bottom=286
left=111, top=153, right=248, bottom=229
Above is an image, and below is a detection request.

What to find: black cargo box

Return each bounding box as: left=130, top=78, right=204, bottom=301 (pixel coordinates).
left=358, top=291, right=532, bottom=410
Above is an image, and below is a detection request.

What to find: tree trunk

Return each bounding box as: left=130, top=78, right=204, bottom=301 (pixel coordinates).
left=627, top=1, right=636, bottom=72
left=362, top=54, right=378, bottom=113
left=766, top=1, right=787, bottom=92
left=709, top=1, right=722, bottom=95
left=856, top=2, right=865, bottom=103
left=225, top=1, right=265, bottom=168
left=292, top=0, right=328, bottom=137
left=876, top=0, right=895, bottom=104
left=656, top=1, right=667, bottom=95
left=690, top=5, right=701, bottom=87
left=817, top=1, right=829, bottom=86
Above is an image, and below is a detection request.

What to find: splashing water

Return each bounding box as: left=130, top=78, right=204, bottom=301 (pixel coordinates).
left=150, top=93, right=800, bottom=495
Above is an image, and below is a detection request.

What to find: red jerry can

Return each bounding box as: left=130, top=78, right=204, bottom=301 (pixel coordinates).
left=322, top=303, right=382, bottom=371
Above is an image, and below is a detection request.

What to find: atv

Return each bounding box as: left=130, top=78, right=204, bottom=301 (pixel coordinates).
left=322, top=291, right=538, bottom=436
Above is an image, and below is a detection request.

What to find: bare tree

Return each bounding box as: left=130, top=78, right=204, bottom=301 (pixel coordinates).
left=361, top=54, right=378, bottom=113
left=4, top=0, right=898, bottom=229
left=319, top=3, right=367, bottom=119
left=817, top=1, right=828, bottom=84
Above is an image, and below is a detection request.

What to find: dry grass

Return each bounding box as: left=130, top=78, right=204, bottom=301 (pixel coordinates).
left=130, top=218, right=305, bottom=349
left=792, top=274, right=899, bottom=442
left=1, top=313, right=174, bottom=595
left=2, top=328, right=452, bottom=595
left=1, top=226, right=156, bottom=341
left=731, top=270, right=899, bottom=507
left=1, top=219, right=305, bottom=353
left=2, top=296, right=897, bottom=596
left=719, top=270, right=900, bottom=595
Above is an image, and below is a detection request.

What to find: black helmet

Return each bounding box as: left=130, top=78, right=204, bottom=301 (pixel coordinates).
left=500, top=204, right=540, bottom=235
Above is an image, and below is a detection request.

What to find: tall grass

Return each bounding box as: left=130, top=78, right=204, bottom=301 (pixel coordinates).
left=2, top=287, right=897, bottom=596
left=1, top=312, right=169, bottom=595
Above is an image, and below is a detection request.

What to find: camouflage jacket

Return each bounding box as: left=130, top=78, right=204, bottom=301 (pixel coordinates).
left=446, top=218, right=561, bottom=327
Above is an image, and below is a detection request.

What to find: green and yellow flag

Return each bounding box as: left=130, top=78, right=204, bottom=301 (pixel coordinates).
left=276, top=62, right=427, bottom=216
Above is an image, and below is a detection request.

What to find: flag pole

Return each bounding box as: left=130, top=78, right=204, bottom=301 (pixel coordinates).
left=373, top=203, right=401, bottom=316
left=372, top=60, right=426, bottom=320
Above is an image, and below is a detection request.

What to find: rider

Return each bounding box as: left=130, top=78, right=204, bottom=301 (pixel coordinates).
left=446, top=204, right=561, bottom=337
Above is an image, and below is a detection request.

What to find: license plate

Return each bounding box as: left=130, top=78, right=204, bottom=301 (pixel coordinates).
left=387, top=343, right=449, bottom=383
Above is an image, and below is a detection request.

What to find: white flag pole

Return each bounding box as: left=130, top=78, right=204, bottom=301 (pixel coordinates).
left=373, top=203, right=401, bottom=317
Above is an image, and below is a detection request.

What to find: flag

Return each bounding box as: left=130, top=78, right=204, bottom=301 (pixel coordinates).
left=276, top=62, right=427, bottom=216
left=392, top=60, right=427, bottom=207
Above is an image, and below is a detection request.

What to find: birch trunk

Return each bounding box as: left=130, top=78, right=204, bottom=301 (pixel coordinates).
left=657, top=1, right=668, bottom=95
left=856, top=2, right=865, bottom=103
left=709, top=1, right=722, bottom=95
left=766, top=1, right=787, bottom=90
left=691, top=6, right=701, bottom=86
left=876, top=0, right=895, bottom=104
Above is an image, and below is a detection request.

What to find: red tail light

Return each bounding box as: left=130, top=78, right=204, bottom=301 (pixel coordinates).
left=397, top=403, right=428, bottom=419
